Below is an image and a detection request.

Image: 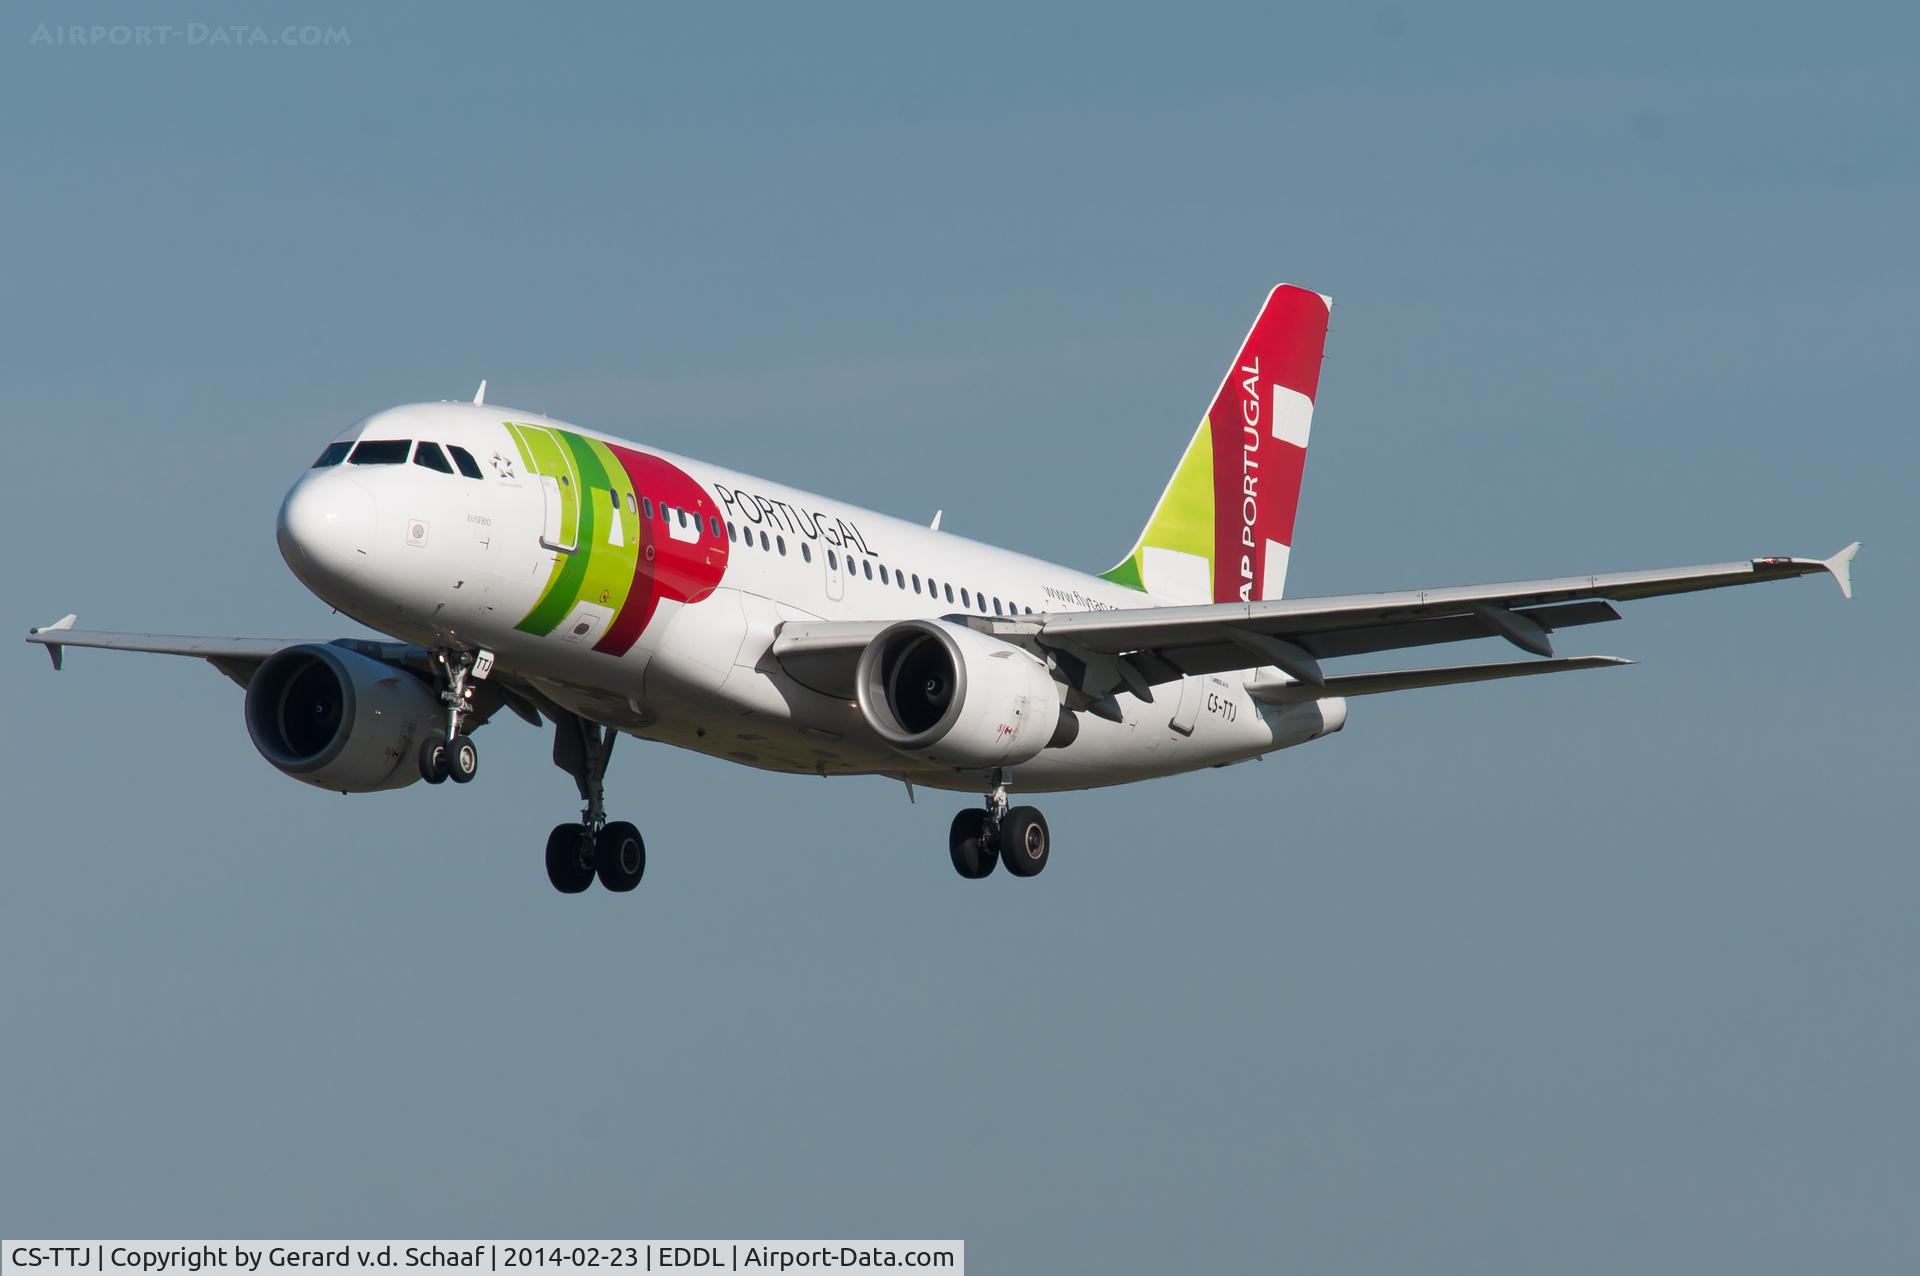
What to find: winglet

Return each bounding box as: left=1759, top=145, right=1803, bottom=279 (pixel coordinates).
left=1824, top=541, right=1860, bottom=600
left=28, top=613, right=78, bottom=670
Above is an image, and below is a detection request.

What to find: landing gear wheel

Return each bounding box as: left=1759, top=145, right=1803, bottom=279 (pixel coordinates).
left=445, top=734, right=479, bottom=784
left=596, top=821, right=646, bottom=892
left=545, top=823, right=595, bottom=894
left=418, top=737, right=448, bottom=784
left=1000, top=805, right=1050, bottom=878
left=949, top=809, right=998, bottom=879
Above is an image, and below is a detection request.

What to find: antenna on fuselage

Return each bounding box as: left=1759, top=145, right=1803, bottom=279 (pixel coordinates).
left=930, top=509, right=943, bottom=531
left=472, top=379, right=488, bottom=405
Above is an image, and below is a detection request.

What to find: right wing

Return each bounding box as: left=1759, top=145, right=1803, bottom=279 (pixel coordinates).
left=23, top=617, right=546, bottom=728
left=1022, top=543, right=1858, bottom=696
left=770, top=544, right=1857, bottom=706
left=27, top=615, right=330, bottom=687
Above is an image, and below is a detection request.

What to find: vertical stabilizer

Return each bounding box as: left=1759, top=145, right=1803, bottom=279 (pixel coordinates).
left=1102, top=285, right=1331, bottom=604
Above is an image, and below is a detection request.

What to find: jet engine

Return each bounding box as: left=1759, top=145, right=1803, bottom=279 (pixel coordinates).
left=243, top=643, right=443, bottom=792
left=855, top=619, right=1064, bottom=768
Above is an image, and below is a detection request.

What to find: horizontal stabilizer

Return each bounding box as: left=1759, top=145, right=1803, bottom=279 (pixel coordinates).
left=1248, top=655, right=1633, bottom=703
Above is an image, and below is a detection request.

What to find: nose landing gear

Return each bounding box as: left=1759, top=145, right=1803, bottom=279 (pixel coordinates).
left=418, top=648, right=486, bottom=785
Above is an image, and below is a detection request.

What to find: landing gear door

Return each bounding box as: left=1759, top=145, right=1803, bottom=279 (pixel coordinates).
left=538, top=474, right=577, bottom=552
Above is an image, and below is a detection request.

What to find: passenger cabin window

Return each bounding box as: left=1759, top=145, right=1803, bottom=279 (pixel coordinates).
left=827, top=549, right=838, bottom=569
left=349, top=439, right=410, bottom=465
left=862, top=560, right=873, bottom=580
left=708, top=515, right=722, bottom=537
left=944, top=584, right=955, bottom=604
left=311, top=442, right=351, bottom=468
left=642, top=497, right=655, bottom=520
left=447, top=444, right=485, bottom=479
left=911, top=574, right=921, bottom=594
left=993, top=598, right=1003, bottom=615
left=801, top=543, right=812, bottom=563
left=776, top=536, right=787, bottom=555
left=727, top=522, right=738, bottom=543
left=759, top=531, right=771, bottom=551
left=413, top=441, right=454, bottom=474
left=960, top=588, right=970, bottom=607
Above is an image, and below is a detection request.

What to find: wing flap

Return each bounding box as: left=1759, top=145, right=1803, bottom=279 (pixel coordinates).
left=1247, top=655, right=1633, bottom=703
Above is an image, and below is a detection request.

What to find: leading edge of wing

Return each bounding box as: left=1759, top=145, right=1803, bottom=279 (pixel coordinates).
left=26, top=621, right=299, bottom=665
left=1037, top=545, right=1859, bottom=654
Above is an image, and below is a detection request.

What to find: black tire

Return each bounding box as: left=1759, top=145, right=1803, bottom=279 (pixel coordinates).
left=1001, top=806, right=1050, bottom=878
left=418, top=737, right=448, bottom=784
left=545, top=823, right=595, bottom=894
left=446, top=734, right=479, bottom=784
left=949, top=809, right=998, bottom=879
left=596, top=821, right=646, bottom=892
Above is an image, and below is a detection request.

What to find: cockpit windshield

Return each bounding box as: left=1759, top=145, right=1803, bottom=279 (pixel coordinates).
left=349, top=439, right=410, bottom=465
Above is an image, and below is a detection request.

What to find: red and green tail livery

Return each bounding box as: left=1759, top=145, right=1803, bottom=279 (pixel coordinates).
left=1103, top=285, right=1331, bottom=604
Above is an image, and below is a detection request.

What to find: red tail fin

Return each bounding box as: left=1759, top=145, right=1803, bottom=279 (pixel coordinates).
left=1103, top=285, right=1332, bottom=603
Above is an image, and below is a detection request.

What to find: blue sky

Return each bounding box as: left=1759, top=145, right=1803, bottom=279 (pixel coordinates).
left=3, top=2, right=1915, bottom=1271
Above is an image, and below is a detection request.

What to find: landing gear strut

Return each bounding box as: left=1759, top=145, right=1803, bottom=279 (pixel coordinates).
left=545, top=710, right=646, bottom=895
left=948, top=768, right=1050, bottom=880
left=418, top=648, right=484, bottom=784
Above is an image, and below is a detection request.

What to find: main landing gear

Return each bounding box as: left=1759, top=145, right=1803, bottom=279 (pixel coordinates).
left=418, top=648, right=484, bottom=785
left=948, top=769, right=1050, bottom=881
left=545, top=710, right=647, bottom=895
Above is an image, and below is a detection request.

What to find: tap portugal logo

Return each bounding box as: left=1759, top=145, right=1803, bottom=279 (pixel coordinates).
left=500, top=422, right=730, bottom=657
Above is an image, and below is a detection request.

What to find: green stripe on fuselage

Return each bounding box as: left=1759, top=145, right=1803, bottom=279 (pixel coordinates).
left=573, top=436, right=638, bottom=621
left=502, top=421, right=537, bottom=475
left=515, top=430, right=636, bottom=637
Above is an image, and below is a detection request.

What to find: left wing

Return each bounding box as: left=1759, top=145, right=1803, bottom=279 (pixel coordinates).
left=772, top=544, right=1857, bottom=705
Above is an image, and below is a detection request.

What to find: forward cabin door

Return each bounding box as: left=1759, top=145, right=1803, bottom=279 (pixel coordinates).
left=538, top=474, right=578, bottom=552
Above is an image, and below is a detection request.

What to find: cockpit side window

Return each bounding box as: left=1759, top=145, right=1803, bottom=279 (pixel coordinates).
left=446, top=444, right=485, bottom=479
left=312, top=441, right=352, bottom=468
left=349, top=439, right=410, bottom=465
left=413, top=441, right=455, bottom=474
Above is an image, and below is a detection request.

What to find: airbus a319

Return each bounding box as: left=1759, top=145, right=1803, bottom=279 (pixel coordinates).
left=29, top=286, right=1857, bottom=892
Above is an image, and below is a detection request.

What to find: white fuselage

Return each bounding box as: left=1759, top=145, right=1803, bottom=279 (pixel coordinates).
left=275, top=401, right=1343, bottom=792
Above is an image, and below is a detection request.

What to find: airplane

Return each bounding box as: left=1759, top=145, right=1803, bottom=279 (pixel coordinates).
left=27, top=284, right=1858, bottom=894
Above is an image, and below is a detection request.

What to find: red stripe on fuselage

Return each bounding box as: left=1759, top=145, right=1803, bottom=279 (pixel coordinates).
left=593, top=443, right=731, bottom=657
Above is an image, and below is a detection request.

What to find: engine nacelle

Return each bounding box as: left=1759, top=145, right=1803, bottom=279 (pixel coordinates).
left=855, top=619, right=1063, bottom=768
left=243, top=643, right=442, bottom=792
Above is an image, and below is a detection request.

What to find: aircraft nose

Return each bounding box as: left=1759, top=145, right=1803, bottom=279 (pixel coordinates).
left=277, top=471, right=374, bottom=572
